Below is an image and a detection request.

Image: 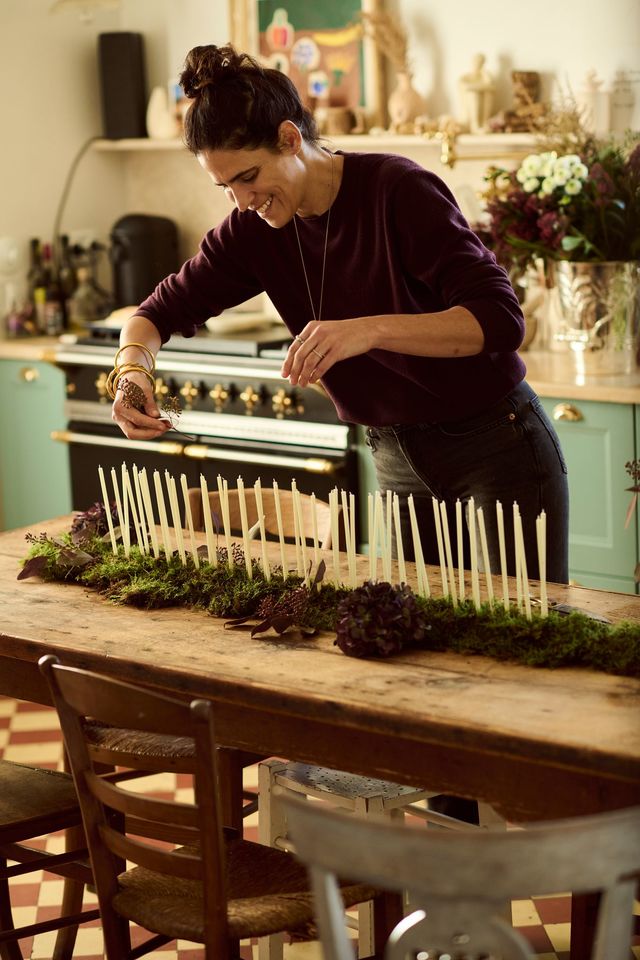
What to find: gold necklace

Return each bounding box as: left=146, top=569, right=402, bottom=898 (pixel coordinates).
left=292, top=152, right=334, bottom=322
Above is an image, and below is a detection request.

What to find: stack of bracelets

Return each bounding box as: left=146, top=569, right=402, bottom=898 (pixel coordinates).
left=105, top=343, right=156, bottom=401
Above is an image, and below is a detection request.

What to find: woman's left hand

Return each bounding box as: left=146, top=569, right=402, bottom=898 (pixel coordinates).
left=280, top=318, right=374, bottom=387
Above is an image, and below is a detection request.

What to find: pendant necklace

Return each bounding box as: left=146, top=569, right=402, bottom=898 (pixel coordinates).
left=292, top=151, right=335, bottom=322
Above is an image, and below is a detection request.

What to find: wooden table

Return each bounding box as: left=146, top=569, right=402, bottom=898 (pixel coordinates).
left=2, top=516, right=640, bottom=956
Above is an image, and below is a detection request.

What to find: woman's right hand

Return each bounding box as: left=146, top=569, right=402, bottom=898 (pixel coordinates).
left=111, top=369, right=172, bottom=440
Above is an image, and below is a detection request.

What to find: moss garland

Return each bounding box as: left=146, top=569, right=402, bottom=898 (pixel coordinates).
left=19, top=532, right=640, bottom=678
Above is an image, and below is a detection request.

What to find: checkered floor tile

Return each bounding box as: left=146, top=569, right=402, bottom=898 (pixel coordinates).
left=1, top=696, right=638, bottom=959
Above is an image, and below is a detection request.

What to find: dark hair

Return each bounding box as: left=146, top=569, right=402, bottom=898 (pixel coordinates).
left=179, top=44, right=318, bottom=153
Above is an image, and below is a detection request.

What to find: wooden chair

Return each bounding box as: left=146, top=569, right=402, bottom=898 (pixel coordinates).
left=284, top=796, right=640, bottom=960
left=39, top=655, right=375, bottom=960
left=188, top=486, right=338, bottom=550
left=0, top=759, right=98, bottom=960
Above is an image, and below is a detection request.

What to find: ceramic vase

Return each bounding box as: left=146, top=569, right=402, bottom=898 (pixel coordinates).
left=387, top=72, right=423, bottom=132
left=146, top=86, right=180, bottom=140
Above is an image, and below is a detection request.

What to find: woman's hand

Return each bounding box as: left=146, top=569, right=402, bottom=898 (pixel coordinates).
left=111, top=370, right=172, bottom=440
left=281, top=318, right=375, bottom=388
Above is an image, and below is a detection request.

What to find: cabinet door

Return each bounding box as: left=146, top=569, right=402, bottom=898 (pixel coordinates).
left=539, top=397, right=636, bottom=593
left=0, top=359, right=71, bottom=530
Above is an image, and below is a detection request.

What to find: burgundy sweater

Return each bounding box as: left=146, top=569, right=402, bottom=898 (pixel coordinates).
left=138, top=152, right=526, bottom=426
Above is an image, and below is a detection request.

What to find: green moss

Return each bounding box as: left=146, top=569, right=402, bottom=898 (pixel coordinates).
left=19, top=535, right=640, bottom=678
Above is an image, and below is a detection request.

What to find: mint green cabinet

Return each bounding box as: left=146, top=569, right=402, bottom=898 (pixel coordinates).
left=0, top=359, right=71, bottom=530
left=539, top=397, right=637, bottom=593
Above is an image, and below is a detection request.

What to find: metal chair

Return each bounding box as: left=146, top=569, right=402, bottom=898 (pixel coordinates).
left=0, top=759, right=98, bottom=960
left=284, top=795, right=640, bottom=960
left=39, top=655, right=375, bottom=960
left=258, top=760, right=504, bottom=959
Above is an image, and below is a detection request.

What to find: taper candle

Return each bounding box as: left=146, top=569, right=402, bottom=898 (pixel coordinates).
left=477, top=507, right=494, bottom=606
left=153, top=470, right=171, bottom=558
left=514, top=507, right=531, bottom=620
left=536, top=510, right=548, bottom=616
left=392, top=493, right=406, bottom=585
left=432, top=497, right=449, bottom=597
left=468, top=497, right=481, bottom=610
left=496, top=500, right=509, bottom=609
left=138, top=468, right=159, bottom=558
left=180, top=474, right=200, bottom=568
left=512, top=502, right=523, bottom=612
left=166, top=472, right=186, bottom=566
left=115, top=464, right=130, bottom=556
left=122, top=466, right=144, bottom=552
left=132, top=465, right=150, bottom=554
left=98, top=466, right=117, bottom=554
left=217, top=475, right=233, bottom=567
left=254, top=479, right=271, bottom=581
left=272, top=480, right=288, bottom=578
left=455, top=498, right=464, bottom=601
left=408, top=494, right=429, bottom=597
left=200, top=475, right=217, bottom=566
left=329, top=487, right=341, bottom=585
left=439, top=500, right=457, bottom=605
left=310, top=492, right=320, bottom=569
left=236, top=476, right=253, bottom=579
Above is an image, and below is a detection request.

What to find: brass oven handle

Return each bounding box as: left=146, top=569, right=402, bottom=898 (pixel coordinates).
left=552, top=402, right=584, bottom=423
left=183, top=443, right=335, bottom=474
left=19, top=366, right=40, bottom=383
left=50, top=430, right=184, bottom=456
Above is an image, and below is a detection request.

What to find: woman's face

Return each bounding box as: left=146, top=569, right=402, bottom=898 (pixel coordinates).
left=198, top=139, right=304, bottom=228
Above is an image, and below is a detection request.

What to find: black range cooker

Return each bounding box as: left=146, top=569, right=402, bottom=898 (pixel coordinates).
left=53, top=324, right=359, bottom=521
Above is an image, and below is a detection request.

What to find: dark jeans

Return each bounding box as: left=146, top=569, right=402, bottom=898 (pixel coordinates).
left=366, top=380, right=569, bottom=584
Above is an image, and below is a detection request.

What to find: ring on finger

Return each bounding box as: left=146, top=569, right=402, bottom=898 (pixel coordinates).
left=311, top=347, right=325, bottom=360
left=294, top=335, right=306, bottom=344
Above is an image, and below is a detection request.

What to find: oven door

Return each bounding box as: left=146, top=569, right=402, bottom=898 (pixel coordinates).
left=53, top=421, right=357, bottom=517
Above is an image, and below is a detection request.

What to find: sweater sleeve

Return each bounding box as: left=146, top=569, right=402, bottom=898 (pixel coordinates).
left=392, top=167, right=524, bottom=353
left=136, top=212, right=263, bottom=343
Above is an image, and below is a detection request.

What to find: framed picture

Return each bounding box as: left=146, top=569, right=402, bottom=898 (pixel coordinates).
left=228, top=0, right=386, bottom=127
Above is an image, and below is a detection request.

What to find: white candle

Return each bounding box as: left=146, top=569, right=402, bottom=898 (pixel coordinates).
left=408, top=494, right=429, bottom=597
left=392, top=493, right=406, bottom=585
left=536, top=510, right=548, bottom=616
left=115, top=465, right=130, bottom=556
left=217, top=475, right=233, bottom=568
left=385, top=490, right=393, bottom=581
left=236, top=477, right=253, bottom=579
left=496, top=500, right=509, bottom=609
left=294, top=485, right=310, bottom=584
left=98, top=466, right=117, bottom=554
left=180, top=474, right=200, bottom=569
left=340, top=489, right=354, bottom=588
left=166, top=472, right=186, bottom=566
left=310, top=492, right=320, bottom=569
left=200, top=474, right=217, bottom=567
left=468, top=497, right=481, bottom=610
left=132, top=465, right=150, bottom=554
left=329, top=487, right=341, bottom=585
left=109, top=466, right=125, bottom=550
left=513, top=504, right=531, bottom=619
left=122, top=466, right=144, bottom=552
left=439, top=500, right=457, bottom=605
left=272, top=480, right=288, bottom=578
left=153, top=470, right=172, bottom=558
left=349, top=492, right=357, bottom=588
left=432, top=497, right=449, bottom=598
left=378, top=491, right=391, bottom=582
left=477, top=507, right=494, bottom=606
left=513, top=502, right=523, bottom=612
left=138, top=468, right=160, bottom=558
left=254, top=479, right=271, bottom=581
left=369, top=492, right=378, bottom=581
left=455, top=498, right=464, bottom=601
left=119, top=463, right=129, bottom=539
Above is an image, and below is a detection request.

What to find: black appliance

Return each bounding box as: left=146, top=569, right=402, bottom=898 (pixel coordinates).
left=110, top=214, right=180, bottom=307
left=98, top=32, right=147, bottom=139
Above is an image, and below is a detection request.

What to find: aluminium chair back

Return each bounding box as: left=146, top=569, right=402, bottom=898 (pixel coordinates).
left=283, top=795, right=640, bottom=960
left=188, top=487, right=337, bottom=550
left=39, top=654, right=230, bottom=960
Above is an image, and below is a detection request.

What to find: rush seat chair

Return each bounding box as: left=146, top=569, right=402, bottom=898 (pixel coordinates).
left=39, top=655, right=375, bottom=960
left=0, top=759, right=98, bottom=960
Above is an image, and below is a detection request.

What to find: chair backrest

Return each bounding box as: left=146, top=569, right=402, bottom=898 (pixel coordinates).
left=39, top=655, right=230, bottom=959
left=187, top=487, right=338, bottom=550
left=283, top=795, right=640, bottom=960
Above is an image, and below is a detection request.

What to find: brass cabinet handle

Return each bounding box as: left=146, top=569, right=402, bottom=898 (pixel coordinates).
left=50, top=430, right=184, bottom=456
left=183, top=443, right=334, bottom=473
left=19, top=366, right=39, bottom=383
left=552, top=402, right=584, bottom=423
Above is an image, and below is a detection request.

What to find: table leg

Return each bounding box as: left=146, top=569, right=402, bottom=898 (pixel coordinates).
left=570, top=892, right=599, bottom=960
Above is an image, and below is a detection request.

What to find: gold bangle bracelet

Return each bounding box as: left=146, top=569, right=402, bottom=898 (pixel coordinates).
left=114, top=342, right=156, bottom=372
left=106, top=364, right=156, bottom=400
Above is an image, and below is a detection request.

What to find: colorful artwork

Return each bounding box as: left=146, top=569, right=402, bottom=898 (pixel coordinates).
left=258, top=0, right=365, bottom=109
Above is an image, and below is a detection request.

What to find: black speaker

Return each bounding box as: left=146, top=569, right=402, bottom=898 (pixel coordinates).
left=98, top=32, right=147, bottom=139
left=110, top=214, right=180, bottom=307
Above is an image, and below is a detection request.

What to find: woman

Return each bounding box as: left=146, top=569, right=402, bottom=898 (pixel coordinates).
left=111, top=43, right=568, bottom=583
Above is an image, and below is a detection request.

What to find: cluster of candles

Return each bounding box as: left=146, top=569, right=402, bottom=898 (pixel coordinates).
left=97, top=463, right=548, bottom=619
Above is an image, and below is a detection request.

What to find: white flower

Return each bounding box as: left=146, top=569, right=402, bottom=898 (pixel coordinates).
left=540, top=151, right=558, bottom=177
left=539, top=176, right=556, bottom=195
left=523, top=177, right=540, bottom=193
left=551, top=164, right=570, bottom=186
left=519, top=153, right=544, bottom=177
left=573, top=161, right=589, bottom=180
left=564, top=178, right=583, bottom=196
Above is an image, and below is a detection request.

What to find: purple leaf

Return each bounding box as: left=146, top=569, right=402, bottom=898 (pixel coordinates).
left=18, top=555, right=49, bottom=580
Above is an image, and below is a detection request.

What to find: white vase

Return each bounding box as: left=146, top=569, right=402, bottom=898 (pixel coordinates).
left=146, top=86, right=180, bottom=140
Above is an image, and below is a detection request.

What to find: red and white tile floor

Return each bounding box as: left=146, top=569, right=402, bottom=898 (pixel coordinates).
left=1, top=696, right=638, bottom=959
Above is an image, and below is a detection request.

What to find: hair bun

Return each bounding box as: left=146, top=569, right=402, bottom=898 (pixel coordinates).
left=180, top=44, right=249, bottom=99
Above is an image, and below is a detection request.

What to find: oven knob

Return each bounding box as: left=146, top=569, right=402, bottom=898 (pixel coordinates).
left=95, top=371, right=109, bottom=403
left=66, top=382, right=77, bottom=396
left=209, top=383, right=229, bottom=412
left=179, top=380, right=199, bottom=410
left=272, top=387, right=293, bottom=419
left=240, top=385, right=260, bottom=415
left=154, top=377, right=170, bottom=400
